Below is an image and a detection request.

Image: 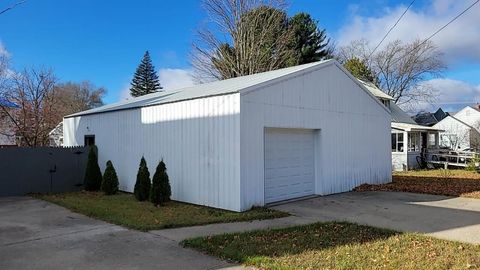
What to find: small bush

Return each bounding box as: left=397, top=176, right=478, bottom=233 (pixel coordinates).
left=150, top=159, right=172, bottom=206
left=466, top=156, right=480, bottom=172
left=101, top=160, right=119, bottom=195
left=84, top=146, right=102, bottom=191
left=134, top=156, right=151, bottom=201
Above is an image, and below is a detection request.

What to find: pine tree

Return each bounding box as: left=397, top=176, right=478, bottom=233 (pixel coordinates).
left=150, top=160, right=172, bottom=206
left=134, top=156, right=151, bottom=201
left=130, top=51, right=162, bottom=97
left=288, top=13, right=331, bottom=64
left=84, top=146, right=102, bottom=191
left=101, top=160, right=119, bottom=195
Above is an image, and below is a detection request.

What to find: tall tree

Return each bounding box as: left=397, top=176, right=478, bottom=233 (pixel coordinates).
left=337, top=39, right=445, bottom=108
left=193, top=0, right=295, bottom=81
left=343, top=57, right=378, bottom=84
left=288, top=12, right=331, bottom=65
left=192, top=0, right=331, bottom=81
left=130, top=51, right=162, bottom=97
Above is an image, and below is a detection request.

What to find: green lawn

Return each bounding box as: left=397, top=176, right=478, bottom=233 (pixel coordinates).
left=182, top=222, right=480, bottom=270
left=35, top=192, right=288, bottom=231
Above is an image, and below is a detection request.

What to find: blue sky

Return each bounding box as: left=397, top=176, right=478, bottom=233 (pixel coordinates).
left=1, top=0, right=479, bottom=111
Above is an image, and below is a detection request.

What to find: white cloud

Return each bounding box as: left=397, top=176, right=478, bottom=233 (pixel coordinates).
left=118, top=84, right=132, bottom=101
left=337, top=0, right=480, bottom=63
left=116, top=68, right=196, bottom=102
left=0, top=41, right=9, bottom=57
left=158, top=68, right=195, bottom=90
left=415, top=78, right=480, bottom=112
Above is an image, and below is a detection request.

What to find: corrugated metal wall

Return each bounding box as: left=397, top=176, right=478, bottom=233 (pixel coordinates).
left=239, top=63, right=392, bottom=210
left=64, top=94, right=242, bottom=211
left=64, top=62, right=391, bottom=212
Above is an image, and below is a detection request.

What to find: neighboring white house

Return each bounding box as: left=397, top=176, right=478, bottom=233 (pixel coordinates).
left=433, top=106, right=480, bottom=151
left=63, top=60, right=392, bottom=212
left=452, top=105, right=480, bottom=129
left=359, top=80, right=442, bottom=171
left=49, top=122, right=64, bottom=147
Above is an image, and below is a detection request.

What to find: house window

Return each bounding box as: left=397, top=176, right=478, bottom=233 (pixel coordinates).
left=380, top=99, right=390, bottom=108
left=84, top=135, right=95, bottom=146
left=408, top=132, right=421, bottom=152
left=428, top=133, right=436, bottom=147
left=391, top=133, right=404, bottom=152
left=440, top=134, right=459, bottom=149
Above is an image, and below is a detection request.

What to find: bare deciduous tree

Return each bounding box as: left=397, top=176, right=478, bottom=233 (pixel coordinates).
left=0, top=68, right=57, bottom=146
left=53, top=81, right=106, bottom=117
left=337, top=39, right=446, bottom=108
left=192, top=0, right=295, bottom=82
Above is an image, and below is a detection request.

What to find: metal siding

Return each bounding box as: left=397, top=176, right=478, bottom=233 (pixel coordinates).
left=240, top=64, right=391, bottom=210
left=264, top=128, right=316, bottom=203
left=63, top=94, right=241, bottom=211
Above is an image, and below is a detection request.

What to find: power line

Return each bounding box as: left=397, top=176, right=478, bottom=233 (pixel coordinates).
left=369, top=0, right=415, bottom=57
left=0, top=1, right=26, bottom=16
left=387, top=0, right=479, bottom=66
left=422, top=0, right=479, bottom=45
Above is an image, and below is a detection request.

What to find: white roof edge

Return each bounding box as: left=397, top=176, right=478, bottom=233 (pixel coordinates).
left=356, top=79, right=394, bottom=100
left=66, top=59, right=390, bottom=118
left=392, top=122, right=444, bottom=132
left=66, top=60, right=334, bottom=118
left=239, top=60, right=336, bottom=95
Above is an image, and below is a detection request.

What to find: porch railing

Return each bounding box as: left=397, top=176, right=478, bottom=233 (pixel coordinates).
left=423, top=149, right=479, bottom=169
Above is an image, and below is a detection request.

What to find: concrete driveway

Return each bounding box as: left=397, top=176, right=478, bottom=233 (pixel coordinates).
left=0, top=197, right=240, bottom=270
left=272, top=191, right=480, bottom=244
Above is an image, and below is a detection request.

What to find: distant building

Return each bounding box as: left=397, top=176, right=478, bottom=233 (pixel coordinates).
left=434, top=105, right=480, bottom=151
left=48, top=122, right=63, bottom=147
left=413, top=108, right=451, bottom=126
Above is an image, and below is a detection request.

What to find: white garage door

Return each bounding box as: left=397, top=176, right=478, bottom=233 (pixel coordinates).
left=264, top=128, right=315, bottom=204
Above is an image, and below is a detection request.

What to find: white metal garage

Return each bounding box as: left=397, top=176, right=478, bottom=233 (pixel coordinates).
left=264, top=128, right=316, bottom=203
left=64, top=60, right=392, bottom=212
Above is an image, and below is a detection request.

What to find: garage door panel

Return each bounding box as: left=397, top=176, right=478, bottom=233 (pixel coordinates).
left=264, top=128, right=316, bottom=204
left=265, top=166, right=314, bottom=179
left=265, top=156, right=314, bottom=168
left=265, top=185, right=314, bottom=202
left=265, top=175, right=314, bottom=188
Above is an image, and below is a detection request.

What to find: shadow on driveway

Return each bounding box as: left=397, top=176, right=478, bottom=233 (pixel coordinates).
left=272, top=191, right=480, bottom=244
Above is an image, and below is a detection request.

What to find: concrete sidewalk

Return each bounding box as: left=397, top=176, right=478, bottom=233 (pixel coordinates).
left=150, top=216, right=315, bottom=242
left=0, top=197, right=243, bottom=270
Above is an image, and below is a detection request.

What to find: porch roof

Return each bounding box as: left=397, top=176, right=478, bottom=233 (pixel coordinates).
left=392, top=122, right=444, bottom=132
